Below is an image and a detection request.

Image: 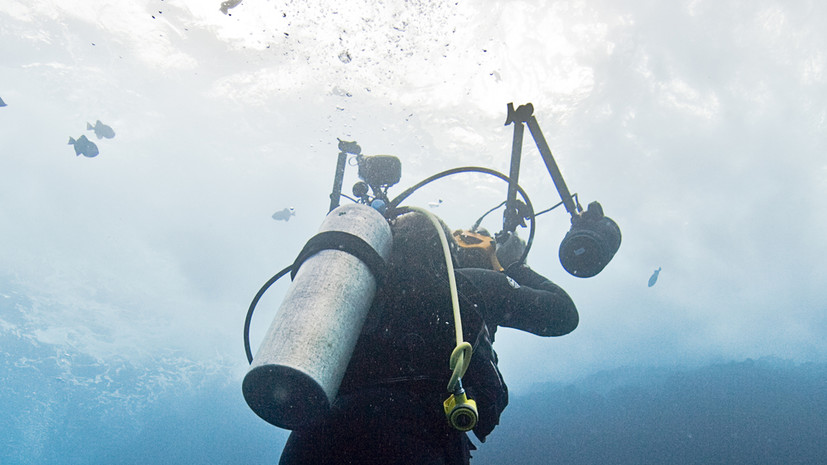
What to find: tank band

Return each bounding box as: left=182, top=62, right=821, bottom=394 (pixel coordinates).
left=291, top=230, right=388, bottom=283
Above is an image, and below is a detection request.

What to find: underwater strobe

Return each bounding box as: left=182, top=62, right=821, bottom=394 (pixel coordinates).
left=242, top=204, right=392, bottom=430
left=502, top=102, right=621, bottom=278
left=558, top=201, right=621, bottom=278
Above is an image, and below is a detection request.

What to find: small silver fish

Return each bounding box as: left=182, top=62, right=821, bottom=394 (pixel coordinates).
left=272, top=207, right=296, bottom=222
left=68, top=135, right=99, bottom=158
left=428, top=199, right=443, bottom=208
left=87, top=120, right=115, bottom=139
left=219, top=0, right=242, bottom=14
left=648, top=267, right=661, bottom=287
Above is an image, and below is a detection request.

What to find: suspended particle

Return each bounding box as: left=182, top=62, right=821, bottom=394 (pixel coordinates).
left=338, top=50, right=352, bottom=64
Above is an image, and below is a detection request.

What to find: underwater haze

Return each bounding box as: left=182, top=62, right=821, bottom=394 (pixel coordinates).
left=2, top=0, right=826, bottom=463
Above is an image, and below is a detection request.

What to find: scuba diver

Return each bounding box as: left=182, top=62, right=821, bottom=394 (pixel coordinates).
left=276, top=210, right=578, bottom=465
left=243, top=103, right=620, bottom=464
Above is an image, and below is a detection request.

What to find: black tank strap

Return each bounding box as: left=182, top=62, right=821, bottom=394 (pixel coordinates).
left=291, top=230, right=388, bottom=283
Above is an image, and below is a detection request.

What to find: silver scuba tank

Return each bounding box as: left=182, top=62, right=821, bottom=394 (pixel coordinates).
left=242, top=204, right=393, bottom=430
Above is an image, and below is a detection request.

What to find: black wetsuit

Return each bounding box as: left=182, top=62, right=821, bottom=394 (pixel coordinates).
left=278, top=264, right=577, bottom=465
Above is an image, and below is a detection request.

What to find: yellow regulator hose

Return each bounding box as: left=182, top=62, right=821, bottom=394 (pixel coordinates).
left=406, top=207, right=472, bottom=393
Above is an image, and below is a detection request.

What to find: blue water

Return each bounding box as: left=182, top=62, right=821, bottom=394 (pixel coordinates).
left=0, top=285, right=287, bottom=464
left=3, top=282, right=826, bottom=464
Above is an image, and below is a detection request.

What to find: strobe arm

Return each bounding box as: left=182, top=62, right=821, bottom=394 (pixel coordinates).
left=329, top=139, right=363, bottom=213
left=504, top=103, right=580, bottom=221
left=525, top=114, right=581, bottom=217
left=329, top=150, right=348, bottom=213
left=504, top=103, right=620, bottom=278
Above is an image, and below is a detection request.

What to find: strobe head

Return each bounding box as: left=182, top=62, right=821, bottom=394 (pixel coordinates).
left=358, top=155, right=402, bottom=189
left=559, top=201, right=621, bottom=278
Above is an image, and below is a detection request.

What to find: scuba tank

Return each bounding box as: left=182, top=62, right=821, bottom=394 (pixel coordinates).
left=242, top=203, right=392, bottom=430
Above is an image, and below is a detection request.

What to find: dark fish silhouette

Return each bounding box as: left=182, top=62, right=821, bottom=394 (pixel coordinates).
left=87, top=120, right=115, bottom=139
left=272, top=207, right=295, bottom=222
left=219, top=0, right=242, bottom=14
left=68, top=135, right=99, bottom=158
left=0, top=96, right=6, bottom=107
left=648, top=267, right=661, bottom=287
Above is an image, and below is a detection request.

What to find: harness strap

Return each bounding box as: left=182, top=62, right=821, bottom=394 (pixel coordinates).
left=291, top=230, right=388, bottom=283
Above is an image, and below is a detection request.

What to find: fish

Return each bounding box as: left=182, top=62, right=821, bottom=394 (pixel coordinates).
left=272, top=207, right=296, bottom=222
left=428, top=199, right=443, bottom=208
left=219, top=0, right=242, bottom=14
left=0, top=96, right=6, bottom=107
left=68, top=135, right=99, bottom=158
left=87, top=120, right=115, bottom=139
left=648, top=267, right=661, bottom=287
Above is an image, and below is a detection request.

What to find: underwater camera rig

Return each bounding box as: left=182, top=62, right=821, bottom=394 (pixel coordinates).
left=328, top=102, right=621, bottom=277
left=242, top=103, right=621, bottom=431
